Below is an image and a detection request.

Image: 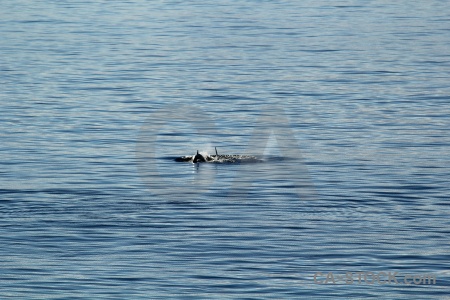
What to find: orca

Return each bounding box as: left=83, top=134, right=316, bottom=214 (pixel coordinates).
left=175, top=147, right=262, bottom=164
left=193, top=150, right=208, bottom=163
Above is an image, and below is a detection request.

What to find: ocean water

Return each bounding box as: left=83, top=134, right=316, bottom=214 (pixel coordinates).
left=1, top=0, right=450, bottom=298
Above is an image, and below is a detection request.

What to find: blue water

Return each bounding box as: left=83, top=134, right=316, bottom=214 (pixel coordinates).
left=1, top=1, right=450, bottom=298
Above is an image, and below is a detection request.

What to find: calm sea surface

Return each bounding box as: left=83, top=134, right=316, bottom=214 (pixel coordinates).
left=1, top=1, right=450, bottom=298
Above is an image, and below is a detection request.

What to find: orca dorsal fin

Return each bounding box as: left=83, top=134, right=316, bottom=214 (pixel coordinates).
left=215, top=147, right=218, bottom=156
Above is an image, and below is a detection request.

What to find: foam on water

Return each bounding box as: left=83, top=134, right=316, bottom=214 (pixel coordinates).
left=175, top=149, right=263, bottom=163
